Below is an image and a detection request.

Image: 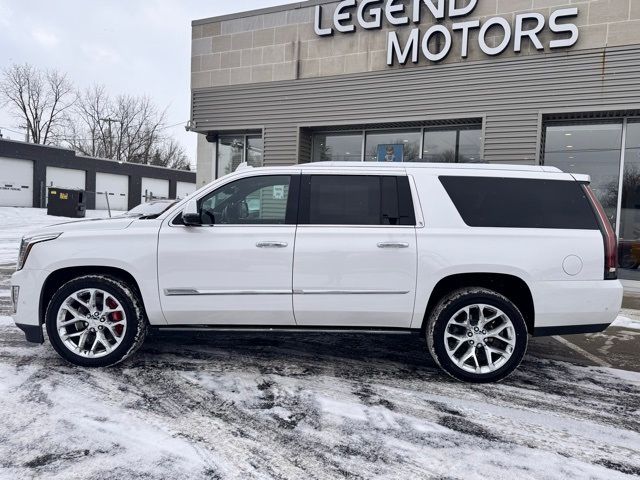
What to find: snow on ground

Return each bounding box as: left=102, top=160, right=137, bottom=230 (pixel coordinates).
left=0, top=207, right=122, bottom=266
left=0, top=318, right=639, bottom=479
left=615, top=310, right=640, bottom=330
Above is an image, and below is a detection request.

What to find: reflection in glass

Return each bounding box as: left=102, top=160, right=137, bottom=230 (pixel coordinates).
left=247, top=136, right=264, bottom=167
left=544, top=122, right=623, bottom=229
left=312, top=132, right=363, bottom=162
left=459, top=129, right=483, bottom=162
left=618, top=122, right=640, bottom=278
left=365, top=130, right=421, bottom=162
left=217, top=136, right=245, bottom=177
left=421, top=127, right=482, bottom=163
left=423, top=130, right=457, bottom=162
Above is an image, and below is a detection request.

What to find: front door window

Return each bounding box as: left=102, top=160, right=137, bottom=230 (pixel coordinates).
left=199, top=175, right=291, bottom=225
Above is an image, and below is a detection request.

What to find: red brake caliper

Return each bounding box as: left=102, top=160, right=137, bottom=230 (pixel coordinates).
left=106, top=298, right=124, bottom=336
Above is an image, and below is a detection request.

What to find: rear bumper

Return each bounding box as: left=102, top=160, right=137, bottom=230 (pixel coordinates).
left=532, top=279, right=623, bottom=337
left=533, top=323, right=610, bottom=337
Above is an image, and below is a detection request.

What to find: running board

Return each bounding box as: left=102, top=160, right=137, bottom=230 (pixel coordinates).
left=151, top=325, right=421, bottom=335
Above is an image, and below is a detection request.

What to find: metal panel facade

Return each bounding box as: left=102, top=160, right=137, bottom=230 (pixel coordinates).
left=193, top=45, right=640, bottom=166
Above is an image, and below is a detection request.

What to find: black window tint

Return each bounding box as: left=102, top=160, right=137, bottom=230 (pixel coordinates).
left=309, top=176, right=380, bottom=225
left=305, top=175, right=415, bottom=226
left=398, top=176, right=416, bottom=226
left=439, top=176, right=599, bottom=230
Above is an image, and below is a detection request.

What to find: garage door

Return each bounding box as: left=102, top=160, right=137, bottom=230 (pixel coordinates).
left=176, top=181, right=196, bottom=199
left=46, top=166, right=86, bottom=190
left=96, top=172, right=129, bottom=211
left=0, top=157, right=33, bottom=207
left=140, top=177, right=169, bottom=203
left=45, top=167, right=86, bottom=206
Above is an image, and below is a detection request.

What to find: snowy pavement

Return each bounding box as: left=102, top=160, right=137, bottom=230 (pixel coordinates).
left=1, top=316, right=640, bottom=479
left=1, top=207, right=640, bottom=479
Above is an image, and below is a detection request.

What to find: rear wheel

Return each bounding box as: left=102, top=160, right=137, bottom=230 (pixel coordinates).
left=426, top=288, right=528, bottom=383
left=45, top=275, right=147, bottom=367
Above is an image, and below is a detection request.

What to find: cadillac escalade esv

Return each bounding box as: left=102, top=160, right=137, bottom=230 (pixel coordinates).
left=10, top=162, right=623, bottom=382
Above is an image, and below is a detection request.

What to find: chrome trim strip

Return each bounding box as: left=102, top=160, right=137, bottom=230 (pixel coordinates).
left=293, top=290, right=410, bottom=295
left=164, top=289, right=292, bottom=296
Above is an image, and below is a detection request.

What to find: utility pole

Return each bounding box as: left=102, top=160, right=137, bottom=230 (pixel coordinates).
left=100, top=118, right=120, bottom=159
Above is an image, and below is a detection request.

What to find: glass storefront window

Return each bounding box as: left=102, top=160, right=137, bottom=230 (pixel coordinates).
left=217, top=134, right=263, bottom=178
left=423, top=130, right=457, bottom=162
left=544, top=122, right=623, bottom=229
left=365, top=130, right=421, bottom=162
left=311, top=123, right=483, bottom=163
left=618, top=121, right=640, bottom=277
left=422, top=127, right=482, bottom=163
left=312, top=132, right=363, bottom=162
left=459, top=129, right=483, bottom=163
left=217, top=136, right=245, bottom=177
left=247, top=136, right=263, bottom=167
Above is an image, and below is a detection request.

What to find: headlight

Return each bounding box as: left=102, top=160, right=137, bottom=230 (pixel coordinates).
left=16, top=233, right=62, bottom=271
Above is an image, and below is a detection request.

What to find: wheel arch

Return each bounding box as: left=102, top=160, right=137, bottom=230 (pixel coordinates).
left=39, top=266, right=145, bottom=326
left=422, top=273, right=535, bottom=334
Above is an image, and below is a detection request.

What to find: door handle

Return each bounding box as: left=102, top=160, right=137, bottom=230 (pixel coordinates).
left=256, top=241, right=288, bottom=248
left=377, top=242, right=410, bottom=249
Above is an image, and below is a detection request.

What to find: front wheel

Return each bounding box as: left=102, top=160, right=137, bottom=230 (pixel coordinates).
left=426, top=288, right=528, bottom=383
left=45, top=275, right=148, bottom=367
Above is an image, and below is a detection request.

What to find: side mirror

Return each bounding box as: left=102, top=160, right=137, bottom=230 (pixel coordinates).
left=182, top=198, right=202, bottom=226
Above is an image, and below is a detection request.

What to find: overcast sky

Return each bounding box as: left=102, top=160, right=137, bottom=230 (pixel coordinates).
left=0, top=0, right=298, bottom=169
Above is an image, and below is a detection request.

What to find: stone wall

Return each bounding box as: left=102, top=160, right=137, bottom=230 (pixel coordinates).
left=191, top=0, right=640, bottom=88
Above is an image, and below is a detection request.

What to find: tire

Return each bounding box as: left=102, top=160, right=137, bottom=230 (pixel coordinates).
left=45, top=275, right=148, bottom=367
left=426, top=287, right=528, bottom=383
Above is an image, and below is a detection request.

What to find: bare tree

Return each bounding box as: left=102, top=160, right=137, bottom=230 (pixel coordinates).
left=65, top=86, right=190, bottom=170
left=0, top=63, right=74, bottom=145
left=150, top=138, right=191, bottom=170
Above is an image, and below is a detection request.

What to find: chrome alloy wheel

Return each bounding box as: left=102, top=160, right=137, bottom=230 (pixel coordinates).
left=443, top=304, right=516, bottom=374
left=56, top=288, right=127, bottom=358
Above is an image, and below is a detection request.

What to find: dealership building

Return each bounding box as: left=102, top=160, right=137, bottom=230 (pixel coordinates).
left=190, top=0, right=640, bottom=281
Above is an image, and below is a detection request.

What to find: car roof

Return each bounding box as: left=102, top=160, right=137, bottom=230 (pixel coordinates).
left=298, top=161, right=562, bottom=173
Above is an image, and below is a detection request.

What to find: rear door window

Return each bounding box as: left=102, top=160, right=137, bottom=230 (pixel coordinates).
left=300, top=175, right=415, bottom=226
left=439, top=176, right=599, bottom=230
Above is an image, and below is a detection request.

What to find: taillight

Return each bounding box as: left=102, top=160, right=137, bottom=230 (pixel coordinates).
left=582, top=185, right=618, bottom=280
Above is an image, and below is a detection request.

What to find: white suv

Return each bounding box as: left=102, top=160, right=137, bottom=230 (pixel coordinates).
left=10, top=163, right=623, bottom=382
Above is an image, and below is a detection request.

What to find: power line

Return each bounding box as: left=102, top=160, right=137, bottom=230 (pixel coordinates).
left=160, top=120, right=189, bottom=131
left=0, top=126, right=26, bottom=136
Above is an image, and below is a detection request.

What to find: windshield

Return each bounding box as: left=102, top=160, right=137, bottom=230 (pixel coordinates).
left=126, top=200, right=177, bottom=218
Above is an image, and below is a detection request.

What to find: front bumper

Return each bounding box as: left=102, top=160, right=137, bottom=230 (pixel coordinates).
left=10, top=268, right=48, bottom=343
